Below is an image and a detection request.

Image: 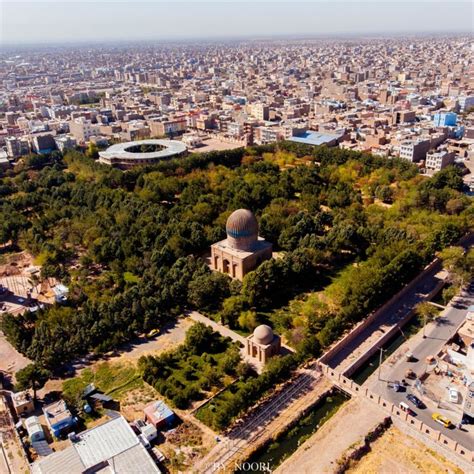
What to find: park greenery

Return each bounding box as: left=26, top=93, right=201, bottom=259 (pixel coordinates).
left=139, top=322, right=245, bottom=409
left=62, top=361, right=142, bottom=409
left=15, top=363, right=51, bottom=401
left=0, top=141, right=473, bottom=422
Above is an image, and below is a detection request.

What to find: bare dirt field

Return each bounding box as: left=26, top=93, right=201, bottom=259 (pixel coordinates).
left=0, top=332, right=30, bottom=378
left=275, top=396, right=386, bottom=474
left=346, top=426, right=463, bottom=474
left=117, top=317, right=193, bottom=360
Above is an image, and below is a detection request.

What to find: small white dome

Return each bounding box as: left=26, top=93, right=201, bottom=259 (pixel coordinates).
left=253, top=324, right=274, bottom=345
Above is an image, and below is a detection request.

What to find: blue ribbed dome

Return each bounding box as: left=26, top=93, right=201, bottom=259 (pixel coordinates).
left=226, top=209, right=258, bottom=251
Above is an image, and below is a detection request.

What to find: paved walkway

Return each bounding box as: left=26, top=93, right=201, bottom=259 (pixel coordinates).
left=275, top=397, right=386, bottom=474
left=187, top=311, right=246, bottom=344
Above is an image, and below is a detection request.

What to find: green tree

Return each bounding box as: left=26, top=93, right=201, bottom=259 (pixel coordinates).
left=375, top=185, right=394, bottom=203
left=438, top=247, right=474, bottom=288
left=15, top=363, right=51, bottom=401
left=86, top=142, right=99, bottom=159
left=184, top=322, right=216, bottom=355
left=188, top=272, right=231, bottom=312
left=414, top=302, right=439, bottom=338
left=238, top=310, right=258, bottom=332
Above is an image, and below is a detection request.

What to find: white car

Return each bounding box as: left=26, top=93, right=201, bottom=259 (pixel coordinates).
left=448, top=388, right=459, bottom=404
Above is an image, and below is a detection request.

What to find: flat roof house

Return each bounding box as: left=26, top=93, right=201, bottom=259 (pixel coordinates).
left=31, top=416, right=160, bottom=473
left=144, top=400, right=176, bottom=429
left=43, top=399, right=75, bottom=438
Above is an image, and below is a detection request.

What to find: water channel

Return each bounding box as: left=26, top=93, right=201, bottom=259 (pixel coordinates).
left=350, top=314, right=423, bottom=385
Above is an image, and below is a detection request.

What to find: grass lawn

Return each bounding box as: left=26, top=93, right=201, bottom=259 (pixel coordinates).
left=62, top=361, right=143, bottom=407
left=123, top=271, right=140, bottom=283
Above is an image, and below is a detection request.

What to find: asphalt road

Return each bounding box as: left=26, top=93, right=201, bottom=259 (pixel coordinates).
left=367, top=286, right=474, bottom=448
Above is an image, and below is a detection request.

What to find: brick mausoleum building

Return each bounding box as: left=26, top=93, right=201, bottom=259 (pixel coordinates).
left=210, top=209, right=272, bottom=281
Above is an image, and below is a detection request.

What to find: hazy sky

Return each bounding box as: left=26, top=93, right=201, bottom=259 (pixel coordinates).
left=1, top=1, right=473, bottom=45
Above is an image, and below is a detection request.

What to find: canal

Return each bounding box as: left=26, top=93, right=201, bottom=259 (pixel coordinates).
left=350, top=314, right=423, bottom=385
left=237, top=391, right=349, bottom=473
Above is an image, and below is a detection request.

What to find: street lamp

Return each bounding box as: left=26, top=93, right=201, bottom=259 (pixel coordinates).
left=378, top=347, right=384, bottom=381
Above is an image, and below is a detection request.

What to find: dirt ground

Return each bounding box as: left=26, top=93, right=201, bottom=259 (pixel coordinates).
left=160, top=416, right=215, bottom=473
left=0, top=331, right=30, bottom=378
left=0, top=250, right=58, bottom=313
left=117, top=317, right=193, bottom=361
left=346, top=426, right=463, bottom=474
left=275, top=396, right=386, bottom=474
left=120, top=385, right=158, bottom=420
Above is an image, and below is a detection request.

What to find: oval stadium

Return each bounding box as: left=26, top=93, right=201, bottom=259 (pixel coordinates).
left=98, top=139, right=187, bottom=169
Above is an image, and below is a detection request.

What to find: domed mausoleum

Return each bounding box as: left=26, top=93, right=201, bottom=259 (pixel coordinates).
left=245, top=324, right=281, bottom=365
left=210, top=209, right=272, bottom=280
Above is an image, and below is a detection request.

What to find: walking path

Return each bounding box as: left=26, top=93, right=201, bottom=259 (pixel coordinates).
left=188, top=311, right=246, bottom=344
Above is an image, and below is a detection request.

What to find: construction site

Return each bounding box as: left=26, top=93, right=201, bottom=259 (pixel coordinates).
left=0, top=251, right=63, bottom=378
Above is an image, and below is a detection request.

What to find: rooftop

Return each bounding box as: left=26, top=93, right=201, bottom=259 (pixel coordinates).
left=212, top=237, right=272, bottom=258
left=99, top=139, right=186, bottom=160
left=289, top=131, right=344, bottom=146
left=31, top=416, right=160, bottom=474
left=43, top=400, right=72, bottom=427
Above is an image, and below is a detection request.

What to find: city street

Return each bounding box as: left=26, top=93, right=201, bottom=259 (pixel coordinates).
left=366, top=286, right=474, bottom=448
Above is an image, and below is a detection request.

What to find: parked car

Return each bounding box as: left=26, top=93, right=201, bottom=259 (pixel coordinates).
left=406, top=394, right=425, bottom=409
left=392, top=381, right=403, bottom=392
left=448, top=388, right=459, bottom=403
left=399, top=402, right=416, bottom=416
left=146, top=329, right=160, bottom=338
left=432, top=413, right=452, bottom=428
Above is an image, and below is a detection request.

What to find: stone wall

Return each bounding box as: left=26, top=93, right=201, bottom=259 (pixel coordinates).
left=320, top=258, right=441, bottom=367
left=334, top=417, right=393, bottom=474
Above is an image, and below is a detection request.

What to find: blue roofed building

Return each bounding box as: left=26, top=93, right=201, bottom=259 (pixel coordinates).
left=433, top=112, right=457, bottom=127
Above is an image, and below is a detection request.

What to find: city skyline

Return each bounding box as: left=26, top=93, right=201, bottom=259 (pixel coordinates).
left=1, top=1, right=473, bottom=46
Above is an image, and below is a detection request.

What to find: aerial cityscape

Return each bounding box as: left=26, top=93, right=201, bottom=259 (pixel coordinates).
left=0, top=1, right=473, bottom=473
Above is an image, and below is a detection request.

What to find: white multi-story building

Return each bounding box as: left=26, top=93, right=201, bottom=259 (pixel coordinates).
left=54, top=135, right=77, bottom=152
left=69, top=118, right=100, bottom=143
left=398, top=139, right=431, bottom=162
left=425, top=150, right=456, bottom=172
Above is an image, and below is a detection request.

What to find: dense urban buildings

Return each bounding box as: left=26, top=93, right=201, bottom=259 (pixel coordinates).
left=0, top=30, right=474, bottom=474
left=0, top=35, right=473, bottom=176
